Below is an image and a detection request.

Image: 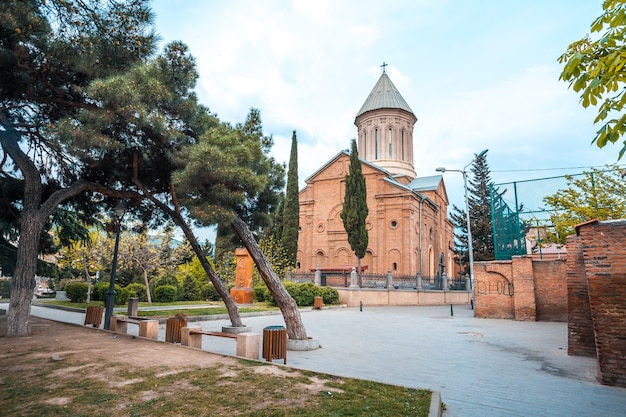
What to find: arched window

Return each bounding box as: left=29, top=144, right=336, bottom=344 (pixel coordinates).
left=363, top=131, right=366, bottom=157
left=375, top=128, right=379, bottom=159
left=401, top=130, right=405, bottom=160
left=392, top=262, right=397, bottom=271
left=388, top=127, right=392, bottom=157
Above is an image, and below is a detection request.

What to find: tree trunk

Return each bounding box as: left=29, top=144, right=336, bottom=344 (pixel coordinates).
left=139, top=191, right=243, bottom=327
left=231, top=216, right=308, bottom=340
left=6, top=218, right=42, bottom=336
left=142, top=268, right=153, bottom=305
left=83, top=253, right=91, bottom=304
left=177, top=217, right=243, bottom=327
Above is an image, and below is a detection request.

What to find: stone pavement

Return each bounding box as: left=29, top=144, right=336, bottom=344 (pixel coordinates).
left=30, top=304, right=626, bottom=417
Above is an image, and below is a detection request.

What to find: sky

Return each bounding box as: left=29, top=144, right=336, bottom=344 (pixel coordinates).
left=149, top=0, right=621, bottom=240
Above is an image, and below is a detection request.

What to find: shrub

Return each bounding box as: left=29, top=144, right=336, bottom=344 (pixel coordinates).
left=0, top=279, right=12, bottom=298
left=125, top=283, right=147, bottom=302
left=319, top=286, right=339, bottom=305
left=150, top=273, right=179, bottom=296
left=287, top=282, right=320, bottom=306
left=64, top=281, right=88, bottom=303
left=200, top=283, right=221, bottom=301
left=178, top=274, right=199, bottom=301
left=253, top=283, right=271, bottom=303
left=154, top=285, right=177, bottom=303
left=91, top=282, right=109, bottom=302
left=115, top=287, right=130, bottom=305
left=91, top=282, right=129, bottom=305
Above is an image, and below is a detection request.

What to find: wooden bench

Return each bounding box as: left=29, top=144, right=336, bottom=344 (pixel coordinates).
left=110, top=315, right=158, bottom=340
left=84, top=305, right=104, bottom=328
left=180, top=327, right=259, bottom=360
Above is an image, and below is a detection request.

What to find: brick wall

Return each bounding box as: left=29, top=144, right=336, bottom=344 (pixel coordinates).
left=574, top=220, right=626, bottom=387
left=566, top=234, right=596, bottom=357
left=534, top=259, right=568, bottom=322
left=474, top=257, right=567, bottom=322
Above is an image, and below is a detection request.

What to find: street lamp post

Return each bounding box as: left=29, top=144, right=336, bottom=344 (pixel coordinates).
left=436, top=149, right=488, bottom=315
left=103, top=201, right=126, bottom=330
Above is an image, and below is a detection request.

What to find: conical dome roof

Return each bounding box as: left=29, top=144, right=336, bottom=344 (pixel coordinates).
left=355, top=72, right=414, bottom=119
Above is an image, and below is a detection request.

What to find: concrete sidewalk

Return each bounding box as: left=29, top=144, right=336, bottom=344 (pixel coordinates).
left=30, top=304, right=626, bottom=416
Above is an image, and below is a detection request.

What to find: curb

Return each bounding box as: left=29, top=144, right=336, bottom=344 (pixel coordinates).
left=429, top=391, right=442, bottom=417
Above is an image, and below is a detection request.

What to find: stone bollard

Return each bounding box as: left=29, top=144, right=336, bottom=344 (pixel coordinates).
left=127, top=297, right=139, bottom=317
left=236, top=332, right=260, bottom=360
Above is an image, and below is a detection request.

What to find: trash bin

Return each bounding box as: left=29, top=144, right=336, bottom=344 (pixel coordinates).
left=84, top=306, right=104, bottom=328
left=262, top=325, right=287, bottom=364
left=313, top=296, right=323, bottom=310
left=166, top=316, right=188, bottom=343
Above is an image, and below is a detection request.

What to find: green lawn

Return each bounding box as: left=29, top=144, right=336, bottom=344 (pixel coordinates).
left=38, top=299, right=278, bottom=317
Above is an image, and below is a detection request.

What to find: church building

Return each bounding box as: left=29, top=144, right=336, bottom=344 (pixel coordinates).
left=296, top=68, right=456, bottom=278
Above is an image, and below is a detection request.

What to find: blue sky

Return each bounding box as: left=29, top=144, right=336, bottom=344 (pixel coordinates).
left=150, top=0, right=621, bottom=237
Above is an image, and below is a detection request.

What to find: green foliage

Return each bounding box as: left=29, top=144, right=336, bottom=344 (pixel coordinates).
left=154, top=285, right=178, bottom=303
left=214, top=251, right=237, bottom=285
left=341, top=140, right=369, bottom=262
left=91, top=282, right=108, bottom=302
left=92, top=282, right=129, bottom=305
left=281, top=131, right=300, bottom=266
left=0, top=279, right=12, bottom=298
left=252, top=234, right=291, bottom=284
left=254, top=283, right=273, bottom=303
left=125, top=283, right=147, bottom=302
left=559, top=0, right=626, bottom=159
left=177, top=273, right=200, bottom=301
left=258, top=282, right=338, bottom=307
left=282, top=282, right=316, bottom=306
left=318, top=286, right=340, bottom=305
left=542, top=164, right=626, bottom=244
left=200, top=283, right=221, bottom=301
left=450, top=151, right=498, bottom=263
left=64, top=282, right=88, bottom=303
left=150, top=273, right=179, bottom=295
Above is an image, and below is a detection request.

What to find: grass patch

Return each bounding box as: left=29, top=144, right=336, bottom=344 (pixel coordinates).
left=38, top=300, right=279, bottom=318
left=0, top=316, right=432, bottom=417
left=1, top=358, right=431, bottom=416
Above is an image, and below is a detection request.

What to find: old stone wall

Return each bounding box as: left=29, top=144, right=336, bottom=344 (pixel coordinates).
left=474, top=256, right=567, bottom=322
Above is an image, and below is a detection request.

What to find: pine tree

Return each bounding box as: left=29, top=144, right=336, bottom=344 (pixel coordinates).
left=341, top=139, right=369, bottom=277
left=451, top=151, right=497, bottom=269
left=468, top=152, right=496, bottom=261
left=281, top=131, right=299, bottom=267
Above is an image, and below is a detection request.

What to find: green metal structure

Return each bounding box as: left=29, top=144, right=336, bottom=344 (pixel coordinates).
left=490, top=183, right=526, bottom=260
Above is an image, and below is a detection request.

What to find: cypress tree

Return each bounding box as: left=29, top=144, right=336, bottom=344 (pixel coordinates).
left=341, top=139, right=369, bottom=277
left=281, top=131, right=300, bottom=267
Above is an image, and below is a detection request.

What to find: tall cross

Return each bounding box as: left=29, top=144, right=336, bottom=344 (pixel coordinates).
left=381, top=62, right=388, bottom=73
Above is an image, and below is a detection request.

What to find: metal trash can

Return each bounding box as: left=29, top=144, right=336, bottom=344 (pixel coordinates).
left=262, top=325, right=287, bottom=364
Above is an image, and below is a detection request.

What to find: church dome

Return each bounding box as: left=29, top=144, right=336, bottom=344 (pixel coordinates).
left=355, top=71, right=415, bottom=120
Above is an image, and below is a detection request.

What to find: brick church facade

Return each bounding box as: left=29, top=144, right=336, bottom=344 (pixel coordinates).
left=296, top=70, right=456, bottom=278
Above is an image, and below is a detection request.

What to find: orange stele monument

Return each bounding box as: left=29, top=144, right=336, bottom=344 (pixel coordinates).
left=230, top=248, right=254, bottom=304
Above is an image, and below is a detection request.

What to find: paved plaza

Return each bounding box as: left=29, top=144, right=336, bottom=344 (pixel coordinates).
left=30, top=304, right=626, bottom=417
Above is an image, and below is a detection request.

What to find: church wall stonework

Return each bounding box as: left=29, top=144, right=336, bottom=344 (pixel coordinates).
left=297, top=70, right=455, bottom=278
left=297, top=153, right=453, bottom=276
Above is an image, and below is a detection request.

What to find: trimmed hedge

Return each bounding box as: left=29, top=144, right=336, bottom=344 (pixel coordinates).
left=253, top=282, right=339, bottom=307
left=125, top=283, right=147, bottom=302
left=154, top=285, right=177, bottom=303
left=91, top=282, right=129, bottom=305
left=64, top=281, right=88, bottom=303
left=200, top=283, right=221, bottom=301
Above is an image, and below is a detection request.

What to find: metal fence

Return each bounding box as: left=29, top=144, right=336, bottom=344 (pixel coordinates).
left=289, top=271, right=467, bottom=291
